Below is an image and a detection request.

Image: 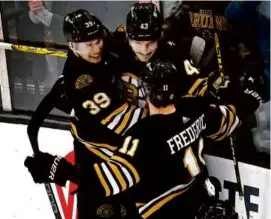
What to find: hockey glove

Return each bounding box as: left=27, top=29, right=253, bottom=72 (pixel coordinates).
left=24, top=152, right=78, bottom=186
left=205, top=71, right=230, bottom=101
left=238, top=71, right=262, bottom=115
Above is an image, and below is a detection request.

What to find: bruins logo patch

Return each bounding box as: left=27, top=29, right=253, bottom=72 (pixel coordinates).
left=120, top=204, right=127, bottom=218
left=75, top=74, right=93, bottom=89
left=96, top=204, right=114, bottom=218
left=116, top=24, right=126, bottom=32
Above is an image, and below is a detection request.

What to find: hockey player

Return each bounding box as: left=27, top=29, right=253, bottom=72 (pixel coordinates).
left=62, top=9, right=148, bottom=142
left=111, top=2, right=224, bottom=107
left=27, top=3, right=220, bottom=144
left=27, top=3, right=209, bottom=146
left=28, top=9, right=148, bottom=163
left=26, top=6, right=207, bottom=218
left=111, top=3, right=228, bottom=194
left=24, top=59, right=261, bottom=219
left=27, top=9, right=146, bottom=219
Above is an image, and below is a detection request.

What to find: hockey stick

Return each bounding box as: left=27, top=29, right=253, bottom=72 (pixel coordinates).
left=2, top=40, right=67, bottom=219
left=229, top=136, right=248, bottom=219
left=3, top=41, right=68, bottom=219
left=31, top=142, right=63, bottom=219
left=0, top=42, right=67, bottom=58
left=212, top=13, right=248, bottom=219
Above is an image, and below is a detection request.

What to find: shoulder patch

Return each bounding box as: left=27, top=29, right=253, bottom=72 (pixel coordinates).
left=75, top=74, right=93, bottom=89
left=96, top=204, right=114, bottom=218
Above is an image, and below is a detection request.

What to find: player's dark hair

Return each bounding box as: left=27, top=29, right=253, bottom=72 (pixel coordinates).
left=140, top=59, right=180, bottom=107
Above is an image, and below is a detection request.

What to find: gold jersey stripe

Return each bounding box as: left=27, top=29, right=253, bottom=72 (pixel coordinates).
left=136, top=203, right=145, bottom=207
left=142, top=108, right=148, bottom=119
left=111, top=155, right=140, bottom=183
left=85, top=145, right=110, bottom=161
left=101, top=103, right=128, bottom=125
left=115, top=105, right=136, bottom=134
left=188, top=78, right=205, bottom=96
left=206, top=105, right=226, bottom=139
left=216, top=109, right=235, bottom=141
left=71, top=123, right=78, bottom=137
left=227, top=104, right=236, bottom=114
left=94, top=164, right=111, bottom=197
left=108, top=163, right=127, bottom=191
left=88, top=141, right=118, bottom=151
left=199, top=85, right=208, bottom=96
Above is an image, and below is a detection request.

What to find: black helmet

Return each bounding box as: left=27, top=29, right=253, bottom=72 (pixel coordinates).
left=63, top=9, right=105, bottom=42
left=126, top=3, right=163, bottom=41
left=140, top=60, right=180, bottom=107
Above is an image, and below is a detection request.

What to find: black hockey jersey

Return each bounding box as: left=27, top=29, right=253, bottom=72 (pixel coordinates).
left=163, top=1, right=250, bottom=78
left=63, top=49, right=125, bottom=122
left=63, top=49, right=148, bottom=161
left=79, top=97, right=241, bottom=219
left=110, top=30, right=206, bottom=107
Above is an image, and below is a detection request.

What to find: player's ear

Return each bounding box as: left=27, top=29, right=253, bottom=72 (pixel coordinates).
left=68, top=42, right=75, bottom=51
left=68, top=42, right=80, bottom=57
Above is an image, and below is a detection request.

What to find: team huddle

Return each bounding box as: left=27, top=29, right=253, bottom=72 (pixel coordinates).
left=24, top=3, right=262, bottom=219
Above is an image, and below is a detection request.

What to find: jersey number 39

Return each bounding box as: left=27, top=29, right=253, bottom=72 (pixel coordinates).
left=82, top=92, right=111, bottom=115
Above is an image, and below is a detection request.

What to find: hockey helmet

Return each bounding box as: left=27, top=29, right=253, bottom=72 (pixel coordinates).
left=140, top=59, right=180, bottom=107
left=126, top=3, right=163, bottom=41
left=63, top=9, right=106, bottom=42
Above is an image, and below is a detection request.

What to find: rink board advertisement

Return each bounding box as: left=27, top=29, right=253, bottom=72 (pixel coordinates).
left=205, top=155, right=270, bottom=219
left=1, top=122, right=270, bottom=219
